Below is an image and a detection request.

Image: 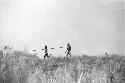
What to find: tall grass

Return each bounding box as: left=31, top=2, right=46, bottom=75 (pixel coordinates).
left=0, top=49, right=125, bottom=83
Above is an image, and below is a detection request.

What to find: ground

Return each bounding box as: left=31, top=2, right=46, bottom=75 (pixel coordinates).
left=0, top=50, right=125, bottom=83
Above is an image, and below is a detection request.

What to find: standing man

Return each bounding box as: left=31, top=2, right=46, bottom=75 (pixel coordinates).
left=65, top=43, right=71, bottom=57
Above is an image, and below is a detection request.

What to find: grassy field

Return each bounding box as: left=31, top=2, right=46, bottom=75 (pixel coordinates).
left=0, top=50, right=125, bottom=83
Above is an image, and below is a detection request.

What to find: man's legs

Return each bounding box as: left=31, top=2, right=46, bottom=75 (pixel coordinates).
left=47, top=53, right=50, bottom=58
left=66, top=52, right=69, bottom=57
left=44, top=54, right=46, bottom=59
left=67, top=51, right=71, bottom=57
left=44, top=53, right=47, bottom=59
left=69, top=52, right=71, bottom=57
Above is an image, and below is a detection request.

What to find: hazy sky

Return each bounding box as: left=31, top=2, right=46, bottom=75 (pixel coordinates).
left=0, top=0, right=124, bottom=57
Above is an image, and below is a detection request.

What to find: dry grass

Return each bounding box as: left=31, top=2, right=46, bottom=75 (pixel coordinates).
left=0, top=50, right=125, bottom=83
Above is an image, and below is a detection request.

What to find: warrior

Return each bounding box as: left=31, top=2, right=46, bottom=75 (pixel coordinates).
left=65, top=43, right=71, bottom=57
left=44, top=45, right=50, bottom=59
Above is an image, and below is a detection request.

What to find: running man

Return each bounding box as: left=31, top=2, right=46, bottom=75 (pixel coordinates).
left=65, top=43, right=71, bottom=57
left=44, top=45, right=49, bottom=59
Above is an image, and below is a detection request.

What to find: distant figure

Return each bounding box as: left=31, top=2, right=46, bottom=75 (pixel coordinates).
left=2, top=46, right=9, bottom=58
left=45, top=45, right=47, bottom=53
left=65, top=43, right=71, bottom=57
left=105, top=52, right=108, bottom=56
left=44, top=45, right=50, bottom=59
left=3, top=46, right=8, bottom=50
left=1, top=46, right=10, bottom=64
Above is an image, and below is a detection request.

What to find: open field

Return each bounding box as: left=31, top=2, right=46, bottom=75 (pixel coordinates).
left=0, top=50, right=125, bottom=83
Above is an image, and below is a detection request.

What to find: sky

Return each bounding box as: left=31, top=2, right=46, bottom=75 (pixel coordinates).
left=0, top=0, right=124, bottom=58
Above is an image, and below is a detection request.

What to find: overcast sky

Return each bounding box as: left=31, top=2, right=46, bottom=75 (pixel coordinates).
left=0, top=0, right=124, bottom=57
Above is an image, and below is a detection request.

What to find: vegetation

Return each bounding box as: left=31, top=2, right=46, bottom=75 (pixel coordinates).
left=0, top=49, right=125, bottom=83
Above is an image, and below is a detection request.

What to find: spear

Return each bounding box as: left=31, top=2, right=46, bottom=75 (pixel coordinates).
left=32, top=50, right=37, bottom=51
left=59, top=47, right=63, bottom=48
left=50, top=48, right=55, bottom=49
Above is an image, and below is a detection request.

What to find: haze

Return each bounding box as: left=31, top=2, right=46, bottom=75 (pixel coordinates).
left=0, top=0, right=124, bottom=58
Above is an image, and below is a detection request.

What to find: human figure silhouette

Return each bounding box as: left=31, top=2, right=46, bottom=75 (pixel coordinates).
left=2, top=46, right=9, bottom=58
left=44, top=45, right=51, bottom=59
left=45, top=45, right=47, bottom=53
left=105, top=52, right=108, bottom=56
left=65, top=43, right=71, bottom=57
left=44, top=45, right=48, bottom=59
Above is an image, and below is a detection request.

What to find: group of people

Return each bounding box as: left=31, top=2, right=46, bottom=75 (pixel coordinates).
left=1, top=45, right=109, bottom=60
left=43, top=43, right=71, bottom=59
